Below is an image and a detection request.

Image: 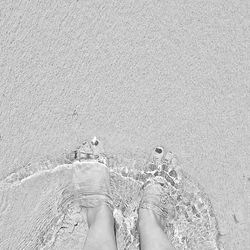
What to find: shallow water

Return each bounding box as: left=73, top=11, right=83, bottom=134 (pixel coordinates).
left=0, top=143, right=223, bottom=250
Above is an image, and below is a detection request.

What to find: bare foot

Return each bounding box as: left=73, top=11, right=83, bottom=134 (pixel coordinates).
left=71, top=156, right=117, bottom=250
left=138, top=182, right=176, bottom=250
left=138, top=147, right=177, bottom=250
left=72, top=161, right=114, bottom=210
left=139, top=181, right=176, bottom=229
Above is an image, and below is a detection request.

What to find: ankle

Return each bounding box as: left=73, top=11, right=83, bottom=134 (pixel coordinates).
left=87, top=204, right=114, bottom=227
left=138, top=208, right=162, bottom=229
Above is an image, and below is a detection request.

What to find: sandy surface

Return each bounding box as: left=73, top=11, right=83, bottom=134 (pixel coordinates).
left=0, top=0, right=249, bottom=249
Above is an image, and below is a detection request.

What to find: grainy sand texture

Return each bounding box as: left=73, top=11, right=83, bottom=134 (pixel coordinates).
left=0, top=0, right=249, bottom=249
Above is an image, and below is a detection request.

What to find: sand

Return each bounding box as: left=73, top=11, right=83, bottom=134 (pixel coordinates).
left=0, top=0, right=249, bottom=249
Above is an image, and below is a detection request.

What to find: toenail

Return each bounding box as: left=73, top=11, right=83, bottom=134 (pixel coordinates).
left=74, top=151, right=78, bottom=159
left=92, top=139, right=99, bottom=146
left=169, top=169, right=177, bottom=179
left=155, top=147, right=163, bottom=154
left=161, top=164, right=169, bottom=171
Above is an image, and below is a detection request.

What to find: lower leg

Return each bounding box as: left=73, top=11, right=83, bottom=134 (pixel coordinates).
left=83, top=204, right=117, bottom=250
left=138, top=209, right=175, bottom=250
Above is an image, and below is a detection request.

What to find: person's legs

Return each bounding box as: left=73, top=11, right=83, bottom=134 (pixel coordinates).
left=83, top=204, right=117, bottom=250
left=73, top=142, right=175, bottom=250
left=138, top=208, right=175, bottom=250
left=72, top=160, right=117, bottom=250
left=138, top=182, right=176, bottom=250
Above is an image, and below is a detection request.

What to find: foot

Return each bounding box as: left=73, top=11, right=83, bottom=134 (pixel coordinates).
left=138, top=178, right=176, bottom=250
left=72, top=160, right=114, bottom=212
left=139, top=147, right=180, bottom=229
left=139, top=182, right=176, bottom=230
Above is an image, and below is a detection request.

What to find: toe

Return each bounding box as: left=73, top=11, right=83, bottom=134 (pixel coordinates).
left=153, top=146, right=164, bottom=164
left=90, top=136, right=108, bottom=164
left=164, top=151, right=174, bottom=164
left=91, top=136, right=105, bottom=154
left=147, top=146, right=164, bottom=171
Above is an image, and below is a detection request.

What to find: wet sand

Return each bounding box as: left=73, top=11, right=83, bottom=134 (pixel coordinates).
left=0, top=1, right=249, bottom=249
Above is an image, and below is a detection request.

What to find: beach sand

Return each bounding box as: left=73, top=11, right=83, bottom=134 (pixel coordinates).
left=0, top=1, right=249, bottom=249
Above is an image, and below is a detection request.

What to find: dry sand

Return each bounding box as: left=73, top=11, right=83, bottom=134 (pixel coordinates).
left=0, top=0, right=249, bottom=249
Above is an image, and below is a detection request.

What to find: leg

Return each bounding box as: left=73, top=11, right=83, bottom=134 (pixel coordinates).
left=71, top=159, right=117, bottom=250
left=83, top=204, right=117, bottom=250
left=138, top=208, right=175, bottom=250
left=138, top=147, right=178, bottom=250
